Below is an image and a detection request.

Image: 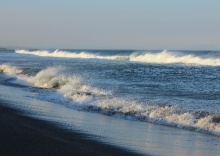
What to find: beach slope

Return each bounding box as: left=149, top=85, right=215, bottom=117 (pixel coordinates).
left=0, top=103, right=141, bottom=156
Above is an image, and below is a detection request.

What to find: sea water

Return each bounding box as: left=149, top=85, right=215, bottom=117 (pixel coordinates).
left=0, top=49, right=220, bottom=136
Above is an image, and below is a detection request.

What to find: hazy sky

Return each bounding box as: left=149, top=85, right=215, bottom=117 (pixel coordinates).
left=0, top=0, right=220, bottom=50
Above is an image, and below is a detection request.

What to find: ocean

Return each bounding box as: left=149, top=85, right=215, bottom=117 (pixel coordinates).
left=1, top=49, right=220, bottom=155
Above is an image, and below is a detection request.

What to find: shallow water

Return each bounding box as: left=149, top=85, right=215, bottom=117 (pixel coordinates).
left=0, top=83, right=219, bottom=156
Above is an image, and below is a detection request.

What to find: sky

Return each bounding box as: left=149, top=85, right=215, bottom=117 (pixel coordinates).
left=0, top=0, right=220, bottom=50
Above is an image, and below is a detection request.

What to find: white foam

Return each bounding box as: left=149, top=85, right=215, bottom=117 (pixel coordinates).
left=0, top=64, right=23, bottom=75
left=15, top=49, right=128, bottom=60
left=16, top=49, right=220, bottom=66
left=16, top=66, right=109, bottom=103
left=95, top=99, right=220, bottom=135
left=130, top=50, right=220, bottom=66
left=18, top=67, right=65, bottom=88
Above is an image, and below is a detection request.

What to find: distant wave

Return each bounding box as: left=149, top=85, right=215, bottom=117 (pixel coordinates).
left=1, top=64, right=220, bottom=136
left=16, top=49, right=220, bottom=66
left=130, top=50, right=220, bottom=66
left=15, top=49, right=128, bottom=60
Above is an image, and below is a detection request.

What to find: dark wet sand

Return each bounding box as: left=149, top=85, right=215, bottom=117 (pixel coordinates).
left=0, top=103, right=142, bottom=156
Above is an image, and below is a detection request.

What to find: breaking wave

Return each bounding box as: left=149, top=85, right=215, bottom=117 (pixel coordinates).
left=15, top=49, right=220, bottom=66
left=0, top=64, right=23, bottom=75
left=1, top=64, right=220, bottom=136
left=16, top=66, right=109, bottom=103
left=130, top=50, right=220, bottom=66
left=15, top=49, right=128, bottom=60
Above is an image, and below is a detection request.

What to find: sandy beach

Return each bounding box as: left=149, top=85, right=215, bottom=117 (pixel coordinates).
left=0, top=101, right=141, bottom=156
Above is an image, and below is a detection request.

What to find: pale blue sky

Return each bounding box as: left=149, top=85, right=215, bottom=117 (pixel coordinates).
left=0, top=0, right=220, bottom=50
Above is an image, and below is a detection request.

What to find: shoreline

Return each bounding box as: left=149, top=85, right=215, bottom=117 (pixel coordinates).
left=0, top=82, right=220, bottom=156
left=0, top=102, right=142, bottom=156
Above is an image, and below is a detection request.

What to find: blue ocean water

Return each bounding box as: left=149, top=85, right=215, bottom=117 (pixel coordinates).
left=1, top=49, right=220, bottom=135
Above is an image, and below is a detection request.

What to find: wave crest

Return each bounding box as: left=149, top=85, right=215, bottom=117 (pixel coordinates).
left=0, top=64, right=23, bottom=75
left=17, top=66, right=109, bottom=103
left=15, top=49, right=128, bottom=60
left=130, top=50, right=220, bottom=66
left=16, top=49, right=220, bottom=66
